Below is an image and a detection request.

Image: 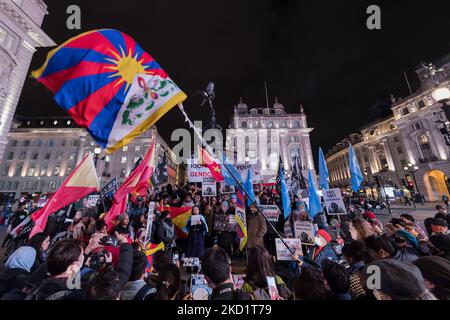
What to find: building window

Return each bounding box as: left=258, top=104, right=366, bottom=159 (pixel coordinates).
left=56, top=151, right=64, bottom=160
left=123, top=146, right=128, bottom=152
left=394, top=136, right=400, bottom=143
left=241, top=121, right=248, bottom=128
left=7, top=152, right=13, bottom=160
left=412, top=122, right=423, bottom=130
left=36, top=140, right=42, bottom=147
left=48, top=140, right=54, bottom=147
left=2, top=165, right=9, bottom=176
left=44, top=153, right=51, bottom=160
left=27, top=165, right=35, bottom=177
left=401, top=160, right=407, bottom=168
left=11, top=140, right=17, bottom=147
left=69, top=152, right=77, bottom=160
left=32, top=152, right=39, bottom=160
left=121, top=156, right=127, bottom=164
left=15, top=164, right=23, bottom=177
left=60, top=140, right=66, bottom=147
left=72, top=140, right=80, bottom=147
left=418, top=134, right=434, bottom=160
left=0, top=181, right=4, bottom=190
left=418, top=100, right=425, bottom=109
left=120, top=169, right=126, bottom=178
left=293, top=121, right=300, bottom=128
left=135, top=146, right=141, bottom=152
left=0, top=27, right=6, bottom=44
left=402, top=107, right=410, bottom=116
left=23, top=140, right=30, bottom=147
left=397, top=147, right=403, bottom=155
left=19, top=151, right=26, bottom=160
left=41, top=165, right=48, bottom=176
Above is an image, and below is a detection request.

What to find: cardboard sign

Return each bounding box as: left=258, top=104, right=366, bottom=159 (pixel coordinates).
left=260, top=205, right=280, bottom=222
left=86, top=195, right=100, bottom=208
left=275, top=238, right=303, bottom=261
left=187, top=161, right=213, bottom=183
left=202, top=177, right=217, bottom=196
left=294, top=221, right=315, bottom=245
left=323, top=188, right=347, bottom=215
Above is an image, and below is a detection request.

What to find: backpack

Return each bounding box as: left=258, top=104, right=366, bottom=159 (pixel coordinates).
left=24, top=286, right=73, bottom=301
left=249, top=288, right=272, bottom=301
left=133, top=283, right=156, bottom=300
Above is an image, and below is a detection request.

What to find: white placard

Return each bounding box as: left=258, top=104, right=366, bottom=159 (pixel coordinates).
left=187, top=160, right=213, bottom=183
left=275, top=238, right=303, bottom=261
left=191, top=215, right=201, bottom=226
left=294, top=221, right=315, bottom=245
left=144, top=202, right=156, bottom=244
left=202, top=177, right=217, bottom=196
left=259, top=205, right=280, bottom=222
left=86, top=195, right=100, bottom=208
left=323, top=188, right=347, bottom=216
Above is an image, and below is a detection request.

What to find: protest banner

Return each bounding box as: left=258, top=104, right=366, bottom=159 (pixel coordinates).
left=187, top=160, right=213, bottom=183
left=323, top=188, right=347, bottom=215
left=294, top=221, right=316, bottom=245
left=202, top=177, right=217, bottom=196
left=144, top=202, right=156, bottom=244
left=275, top=238, right=303, bottom=261
left=259, top=205, right=280, bottom=222
left=100, top=178, right=118, bottom=199
left=235, top=163, right=263, bottom=183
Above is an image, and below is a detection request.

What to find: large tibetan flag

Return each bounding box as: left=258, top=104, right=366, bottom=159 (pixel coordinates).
left=104, top=140, right=156, bottom=231
left=30, top=154, right=100, bottom=238
left=235, top=188, right=248, bottom=251
left=200, top=148, right=224, bottom=182
left=32, top=29, right=187, bottom=153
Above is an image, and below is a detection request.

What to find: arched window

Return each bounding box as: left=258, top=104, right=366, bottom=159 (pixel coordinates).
left=419, top=134, right=434, bottom=160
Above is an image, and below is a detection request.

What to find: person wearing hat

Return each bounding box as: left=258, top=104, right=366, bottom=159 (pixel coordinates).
left=414, top=256, right=450, bottom=300
left=362, top=259, right=436, bottom=300
left=429, top=218, right=449, bottom=236
left=246, top=203, right=267, bottom=249
left=363, top=211, right=383, bottom=235
left=304, top=229, right=339, bottom=268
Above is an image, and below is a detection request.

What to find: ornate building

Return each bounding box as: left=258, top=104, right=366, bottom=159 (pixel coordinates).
left=0, top=116, right=182, bottom=202
left=326, top=55, right=450, bottom=201
left=227, top=98, right=315, bottom=182
left=0, top=0, right=55, bottom=161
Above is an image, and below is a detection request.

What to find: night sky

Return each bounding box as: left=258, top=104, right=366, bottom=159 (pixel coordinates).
left=17, top=0, right=450, bottom=165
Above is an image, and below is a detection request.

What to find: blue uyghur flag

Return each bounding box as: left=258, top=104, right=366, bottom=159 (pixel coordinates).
left=245, top=168, right=256, bottom=207
left=221, top=154, right=244, bottom=188
left=349, top=144, right=364, bottom=192
left=277, top=159, right=292, bottom=219
left=307, top=170, right=322, bottom=219
left=318, top=147, right=330, bottom=190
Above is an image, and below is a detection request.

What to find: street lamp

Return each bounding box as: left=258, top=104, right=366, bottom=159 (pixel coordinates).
left=432, top=86, right=450, bottom=121
left=94, top=147, right=102, bottom=167
left=404, top=163, right=420, bottom=208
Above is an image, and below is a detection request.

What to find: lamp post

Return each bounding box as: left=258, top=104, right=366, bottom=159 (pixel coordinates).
left=404, top=163, right=419, bottom=209
left=432, top=86, right=450, bottom=120
left=94, top=147, right=102, bottom=168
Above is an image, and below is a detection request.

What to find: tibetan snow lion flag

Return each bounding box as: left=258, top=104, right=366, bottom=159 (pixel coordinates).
left=32, top=29, right=187, bottom=153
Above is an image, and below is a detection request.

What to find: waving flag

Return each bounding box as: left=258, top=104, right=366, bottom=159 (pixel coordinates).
left=318, top=147, right=330, bottom=190
left=307, top=170, right=322, bottom=219
left=221, top=155, right=244, bottom=188
left=244, top=168, right=255, bottom=207
left=277, top=158, right=292, bottom=219
left=30, top=154, right=100, bottom=238
left=349, top=144, right=364, bottom=192
left=167, top=206, right=193, bottom=238
left=235, top=188, right=248, bottom=251
left=32, top=29, right=187, bottom=153
left=105, top=139, right=156, bottom=231
left=144, top=242, right=165, bottom=273
left=200, top=148, right=224, bottom=182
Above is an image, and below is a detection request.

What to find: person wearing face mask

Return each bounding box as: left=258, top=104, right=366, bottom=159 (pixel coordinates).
left=305, top=230, right=339, bottom=268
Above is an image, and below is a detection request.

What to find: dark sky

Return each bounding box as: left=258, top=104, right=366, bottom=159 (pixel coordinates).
left=17, top=0, right=450, bottom=165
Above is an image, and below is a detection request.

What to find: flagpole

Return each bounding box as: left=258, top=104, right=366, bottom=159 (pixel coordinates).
left=177, top=103, right=299, bottom=258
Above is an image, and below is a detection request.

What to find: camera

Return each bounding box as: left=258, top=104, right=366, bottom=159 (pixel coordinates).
left=99, top=235, right=118, bottom=247
left=89, top=249, right=109, bottom=271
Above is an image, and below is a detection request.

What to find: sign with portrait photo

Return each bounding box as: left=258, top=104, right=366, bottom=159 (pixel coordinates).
left=275, top=238, right=303, bottom=261
left=294, top=221, right=316, bottom=245
left=323, top=188, right=347, bottom=215
left=202, top=177, right=217, bottom=196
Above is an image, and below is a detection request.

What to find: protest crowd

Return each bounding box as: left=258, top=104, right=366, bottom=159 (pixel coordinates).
left=1, top=177, right=450, bottom=301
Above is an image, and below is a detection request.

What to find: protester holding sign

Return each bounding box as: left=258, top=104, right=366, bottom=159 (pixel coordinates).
left=185, top=206, right=208, bottom=258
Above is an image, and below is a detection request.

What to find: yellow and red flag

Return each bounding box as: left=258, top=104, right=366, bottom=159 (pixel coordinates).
left=144, top=242, right=165, bottom=273
left=105, top=139, right=156, bottom=231
left=30, top=154, right=100, bottom=238
left=167, top=206, right=193, bottom=238
left=200, top=148, right=224, bottom=182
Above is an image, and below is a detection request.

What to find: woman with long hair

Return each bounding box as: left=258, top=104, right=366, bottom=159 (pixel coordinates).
left=349, top=217, right=375, bottom=241
left=241, top=246, right=292, bottom=299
